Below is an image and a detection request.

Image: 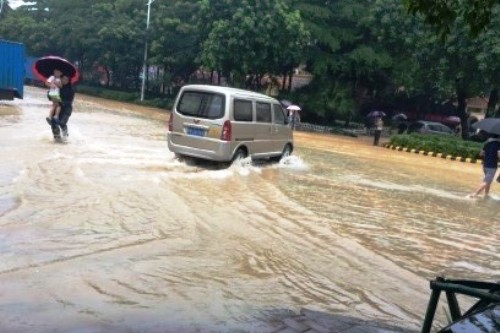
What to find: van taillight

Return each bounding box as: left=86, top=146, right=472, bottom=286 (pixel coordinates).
left=168, top=113, right=173, bottom=131
left=221, top=120, right=232, bottom=141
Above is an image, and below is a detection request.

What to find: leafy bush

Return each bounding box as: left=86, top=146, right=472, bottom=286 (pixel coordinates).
left=77, top=85, right=172, bottom=110
left=100, top=90, right=137, bottom=102
left=389, top=134, right=483, bottom=160
left=329, top=127, right=357, bottom=137
left=139, top=98, right=173, bottom=109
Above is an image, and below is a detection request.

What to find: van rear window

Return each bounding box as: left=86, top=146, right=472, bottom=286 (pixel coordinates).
left=177, top=91, right=225, bottom=119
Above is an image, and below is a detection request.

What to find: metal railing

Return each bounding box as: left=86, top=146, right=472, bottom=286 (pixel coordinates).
left=421, top=276, right=500, bottom=333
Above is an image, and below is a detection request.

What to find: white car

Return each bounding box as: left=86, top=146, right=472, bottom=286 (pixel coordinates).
left=407, top=121, right=453, bottom=135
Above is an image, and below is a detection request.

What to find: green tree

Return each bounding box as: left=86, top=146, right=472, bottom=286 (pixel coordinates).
left=294, top=0, right=392, bottom=124
left=198, top=0, right=309, bottom=89
left=93, top=1, right=144, bottom=89
left=373, top=0, right=500, bottom=138
left=0, top=12, right=52, bottom=56
left=149, top=0, right=201, bottom=94
left=405, top=0, right=500, bottom=37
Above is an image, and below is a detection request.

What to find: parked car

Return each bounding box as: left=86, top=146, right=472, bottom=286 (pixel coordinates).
left=167, top=84, right=293, bottom=164
left=407, top=121, right=453, bottom=135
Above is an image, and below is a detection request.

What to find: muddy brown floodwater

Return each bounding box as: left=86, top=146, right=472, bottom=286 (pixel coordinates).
left=0, top=86, right=498, bottom=333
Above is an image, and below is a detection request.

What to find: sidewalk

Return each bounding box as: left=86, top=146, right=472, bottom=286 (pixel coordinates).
left=272, top=309, right=418, bottom=333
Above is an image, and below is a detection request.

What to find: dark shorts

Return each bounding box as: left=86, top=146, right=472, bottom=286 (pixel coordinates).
left=483, top=167, right=497, bottom=184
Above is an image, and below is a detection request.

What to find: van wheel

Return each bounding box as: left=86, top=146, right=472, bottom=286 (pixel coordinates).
left=271, top=144, right=292, bottom=163
left=232, top=148, right=247, bottom=164
left=282, top=144, right=293, bottom=159
left=174, top=153, right=185, bottom=161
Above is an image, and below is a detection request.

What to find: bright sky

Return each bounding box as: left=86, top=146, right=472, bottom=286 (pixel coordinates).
left=8, top=0, right=27, bottom=9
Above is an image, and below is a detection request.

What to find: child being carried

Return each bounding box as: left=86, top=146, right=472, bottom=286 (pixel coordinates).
left=45, top=69, right=63, bottom=125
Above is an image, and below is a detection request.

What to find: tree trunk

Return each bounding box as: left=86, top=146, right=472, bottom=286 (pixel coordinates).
left=344, top=114, right=351, bottom=128
left=485, top=88, right=498, bottom=118
left=258, top=74, right=264, bottom=90
left=166, top=69, right=171, bottom=95
left=156, top=67, right=160, bottom=94
left=282, top=74, right=287, bottom=91
left=287, top=70, right=293, bottom=92
left=105, top=67, right=111, bottom=87
left=145, top=64, right=149, bottom=94
left=78, top=55, right=84, bottom=76
left=456, top=85, right=469, bottom=140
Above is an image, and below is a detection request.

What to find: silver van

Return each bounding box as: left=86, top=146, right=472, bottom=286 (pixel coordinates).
left=167, top=85, right=293, bottom=163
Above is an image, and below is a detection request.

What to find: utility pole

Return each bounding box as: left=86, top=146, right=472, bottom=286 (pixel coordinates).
left=140, top=0, right=155, bottom=101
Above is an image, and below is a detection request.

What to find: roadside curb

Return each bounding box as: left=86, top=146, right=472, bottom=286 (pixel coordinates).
left=384, top=144, right=482, bottom=164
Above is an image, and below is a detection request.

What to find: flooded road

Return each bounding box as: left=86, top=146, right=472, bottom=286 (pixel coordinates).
left=0, top=86, right=498, bottom=333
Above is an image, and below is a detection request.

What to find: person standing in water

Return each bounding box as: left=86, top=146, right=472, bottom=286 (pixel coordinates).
left=469, top=133, right=500, bottom=198
left=373, top=117, right=384, bottom=146
left=50, top=75, right=75, bottom=141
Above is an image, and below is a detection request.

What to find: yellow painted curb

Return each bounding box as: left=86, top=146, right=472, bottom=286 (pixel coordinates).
left=385, top=145, right=483, bottom=164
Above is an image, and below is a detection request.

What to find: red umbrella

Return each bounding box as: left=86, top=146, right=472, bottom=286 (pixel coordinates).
left=32, top=56, right=80, bottom=84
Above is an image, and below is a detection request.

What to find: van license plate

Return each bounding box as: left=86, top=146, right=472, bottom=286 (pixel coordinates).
left=187, top=127, right=205, bottom=137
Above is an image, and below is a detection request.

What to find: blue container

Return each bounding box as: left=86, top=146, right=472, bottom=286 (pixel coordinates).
left=24, top=56, right=38, bottom=82
left=0, top=39, right=25, bottom=99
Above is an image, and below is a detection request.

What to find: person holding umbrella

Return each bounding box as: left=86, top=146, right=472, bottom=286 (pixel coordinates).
left=373, top=117, right=384, bottom=145
left=33, top=56, right=80, bottom=141
left=51, top=75, right=75, bottom=141
left=392, top=113, right=408, bottom=134
left=367, top=110, right=385, bottom=144
left=286, top=105, right=301, bottom=130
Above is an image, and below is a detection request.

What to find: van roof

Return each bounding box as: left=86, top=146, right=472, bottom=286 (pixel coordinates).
left=180, top=84, right=277, bottom=102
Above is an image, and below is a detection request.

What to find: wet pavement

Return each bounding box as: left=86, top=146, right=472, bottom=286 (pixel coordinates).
left=0, top=86, right=498, bottom=332
left=272, top=308, right=413, bottom=333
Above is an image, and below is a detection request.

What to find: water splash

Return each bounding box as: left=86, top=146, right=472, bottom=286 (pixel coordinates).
left=342, top=174, right=469, bottom=200
left=276, top=155, right=309, bottom=171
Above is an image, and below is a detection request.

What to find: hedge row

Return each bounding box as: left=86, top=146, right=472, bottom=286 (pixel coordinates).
left=76, top=85, right=174, bottom=109
left=389, top=134, right=483, bottom=160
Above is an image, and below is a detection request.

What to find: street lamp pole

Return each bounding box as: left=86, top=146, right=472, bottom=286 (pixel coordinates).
left=140, top=0, right=155, bottom=101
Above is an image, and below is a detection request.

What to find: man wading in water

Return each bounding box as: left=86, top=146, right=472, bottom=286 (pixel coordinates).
left=50, top=75, right=75, bottom=142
